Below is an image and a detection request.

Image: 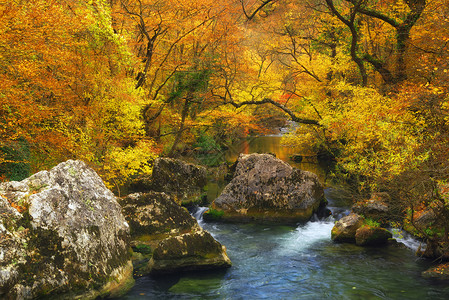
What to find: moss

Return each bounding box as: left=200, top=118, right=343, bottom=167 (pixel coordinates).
left=133, top=244, right=152, bottom=255
left=203, top=208, right=224, bottom=221
left=181, top=193, right=209, bottom=207
left=364, top=218, right=380, bottom=228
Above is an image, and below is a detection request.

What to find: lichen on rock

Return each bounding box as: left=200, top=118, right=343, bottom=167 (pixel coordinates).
left=0, top=160, right=134, bottom=299
left=120, top=192, right=231, bottom=275
left=129, top=157, right=207, bottom=205
left=210, top=153, right=325, bottom=224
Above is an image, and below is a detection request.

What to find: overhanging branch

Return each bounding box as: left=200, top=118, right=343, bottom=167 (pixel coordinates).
left=226, top=98, right=320, bottom=126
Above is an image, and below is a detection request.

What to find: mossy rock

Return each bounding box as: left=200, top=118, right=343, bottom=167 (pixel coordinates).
left=0, top=160, right=133, bottom=299
left=331, top=213, right=365, bottom=243
left=149, top=230, right=232, bottom=274
left=120, top=191, right=199, bottom=237
left=203, top=208, right=224, bottom=221
left=355, top=226, right=392, bottom=246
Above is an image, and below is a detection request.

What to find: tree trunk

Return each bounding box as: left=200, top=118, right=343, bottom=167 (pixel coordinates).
left=167, top=97, right=191, bottom=157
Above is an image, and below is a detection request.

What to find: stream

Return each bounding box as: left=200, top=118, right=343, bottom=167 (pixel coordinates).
left=120, top=134, right=449, bottom=299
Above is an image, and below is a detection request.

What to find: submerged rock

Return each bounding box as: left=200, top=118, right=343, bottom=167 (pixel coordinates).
left=0, top=160, right=133, bottom=300
left=210, top=153, right=325, bottom=224
left=120, top=192, right=231, bottom=275
left=331, top=213, right=365, bottom=243
left=130, top=158, right=207, bottom=205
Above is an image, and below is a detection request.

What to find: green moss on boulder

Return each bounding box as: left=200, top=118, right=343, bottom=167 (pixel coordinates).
left=355, top=226, right=392, bottom=246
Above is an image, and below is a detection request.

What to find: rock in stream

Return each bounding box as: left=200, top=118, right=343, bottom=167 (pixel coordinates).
left=208, top=153, right=326, bottom=224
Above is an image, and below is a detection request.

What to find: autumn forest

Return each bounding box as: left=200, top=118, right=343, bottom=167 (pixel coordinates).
left=1, top=0, right=449, bottom=255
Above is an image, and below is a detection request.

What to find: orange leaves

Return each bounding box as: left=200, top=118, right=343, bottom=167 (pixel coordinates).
left=0, top=0, right=160, bottom=183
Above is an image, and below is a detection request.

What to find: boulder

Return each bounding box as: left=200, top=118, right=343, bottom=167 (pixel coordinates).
left=355, top=226, right=393, bottom=246
left=120, top=192, right=231, bottom=275
left=149, top=230, right=232, bottom=274
left=0, top=160, right=133, bottom=300
left=120, top=191, right=199, bottom=239
left=413, top=209, right=438, bottom=232
left=422, top=262, right=449, bottom=280
left=210, top=153, right=325, bottom=224
left=331, top=213, right=365, bottom=243
left=130, top=158, right=207, bottom=205
left=352, top=192, right=391, bottom=224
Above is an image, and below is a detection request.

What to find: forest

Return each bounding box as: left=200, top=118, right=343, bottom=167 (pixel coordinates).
left=1, top=0, right=449, bottom=259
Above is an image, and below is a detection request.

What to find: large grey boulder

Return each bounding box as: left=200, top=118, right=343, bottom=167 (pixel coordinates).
left=120, top=192, right=231, bottom=275
left=130, top=158, right=207, bottom=205
left=209, top=153, right=325, bottom=224
left=0, top=160, right=133, bottom=299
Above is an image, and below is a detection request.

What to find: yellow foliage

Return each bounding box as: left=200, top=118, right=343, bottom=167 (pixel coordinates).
left=102, top=140, right=158, bottom=191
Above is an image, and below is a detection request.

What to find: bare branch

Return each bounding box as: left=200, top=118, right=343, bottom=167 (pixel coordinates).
left=226, top=98, right=320, bottom=125
left=241, top=0, right=277, bottom=20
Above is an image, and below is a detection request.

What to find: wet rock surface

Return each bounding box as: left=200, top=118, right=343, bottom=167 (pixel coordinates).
left=0, top=160, right=133, bottom=299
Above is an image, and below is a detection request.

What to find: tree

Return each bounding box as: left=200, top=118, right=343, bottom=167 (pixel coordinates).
left=0, top=0, right=157, bottom=189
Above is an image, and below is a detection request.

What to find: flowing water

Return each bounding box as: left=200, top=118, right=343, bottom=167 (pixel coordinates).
left=120, top=134, right=449, bottom=299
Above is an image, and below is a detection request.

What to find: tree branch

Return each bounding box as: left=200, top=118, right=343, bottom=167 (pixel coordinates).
left=325, top=0, right=367, bottom=86
left=226, top=98, right=320, bottom=125
left=241, top=0, right=276, bottom=20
